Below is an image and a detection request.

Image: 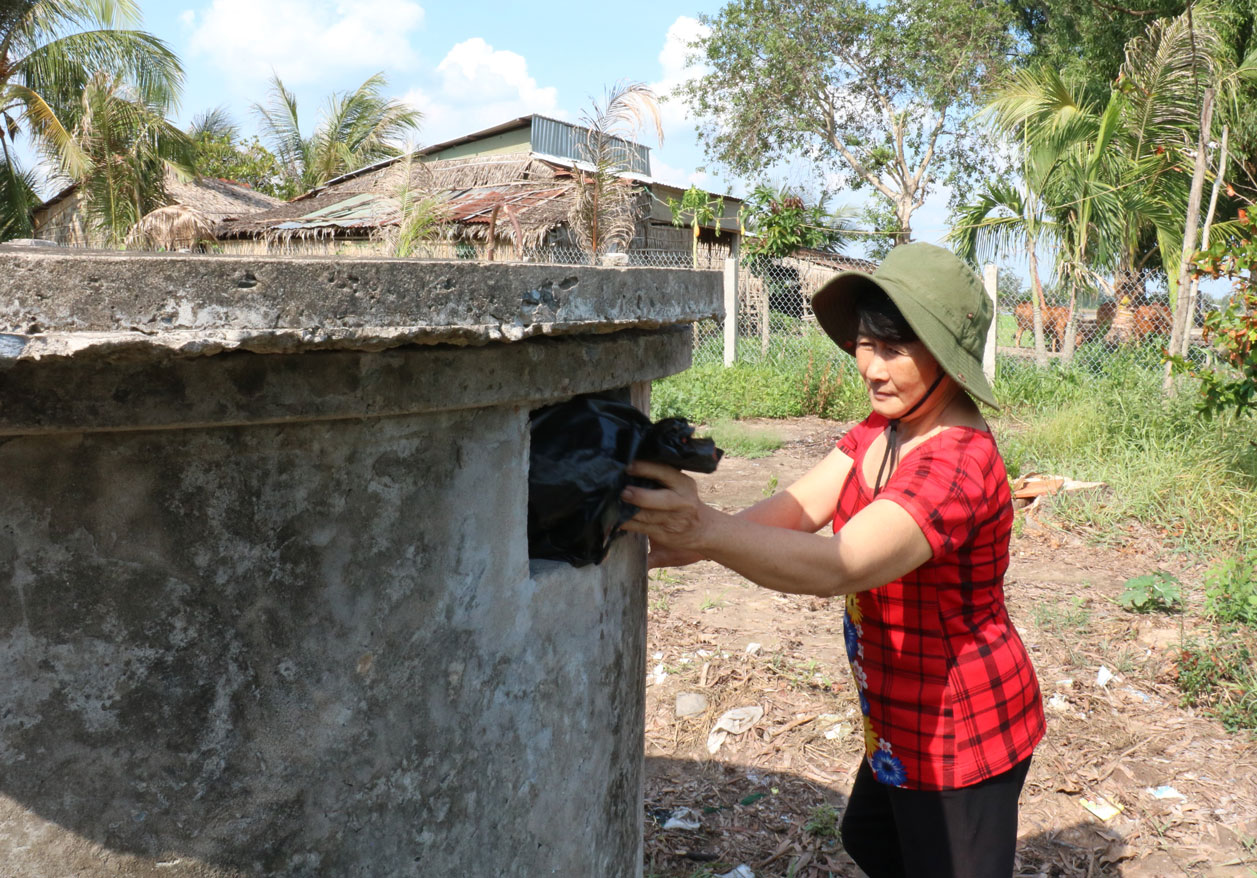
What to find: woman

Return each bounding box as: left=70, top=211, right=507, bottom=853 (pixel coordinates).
left=621, top=242, right=1045, bottom=878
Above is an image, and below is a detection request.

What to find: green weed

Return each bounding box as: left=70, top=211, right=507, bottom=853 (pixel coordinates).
left=1176, top=631, right=1257, bottom=734
left=699, top=592, right=727, bottom=611
left=1205, top=551, right=1257, bottom=627
left=1032, top=596, right=1092, bottom=633
left=804, top=803, right=841, bottom=838
left=705, top=419, right=784, bottom=459
left=1118, top=571, right=1182, bottom=613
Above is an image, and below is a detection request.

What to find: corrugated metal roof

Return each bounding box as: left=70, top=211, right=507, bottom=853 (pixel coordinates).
left=530, top=116, right=651, bottom=175
left=274, top=192, right=400, bottom=230
left=444, top=185, right=569, bottom=223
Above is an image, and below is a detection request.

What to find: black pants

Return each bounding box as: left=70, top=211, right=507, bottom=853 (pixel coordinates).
left=840, top=755, right=1032, bottom=878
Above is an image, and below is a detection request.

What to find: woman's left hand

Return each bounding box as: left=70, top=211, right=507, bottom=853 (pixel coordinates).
left=619, top=460, right=714, bottom=555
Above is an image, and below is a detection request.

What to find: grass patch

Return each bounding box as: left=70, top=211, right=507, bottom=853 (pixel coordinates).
left=658, top=324, right=869, bottom=423
left=705, top=419, right=784, bottom=459
left=993, top=358, right=1257, bottom=550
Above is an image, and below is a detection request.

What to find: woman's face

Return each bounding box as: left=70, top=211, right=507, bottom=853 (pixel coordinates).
left=854, top=334, right=945, bottom=420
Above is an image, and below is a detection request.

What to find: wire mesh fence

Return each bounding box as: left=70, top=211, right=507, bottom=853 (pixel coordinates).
left=234, top=238, right=1211, bottom=384
left=991, top=267, right=1213, bottom=375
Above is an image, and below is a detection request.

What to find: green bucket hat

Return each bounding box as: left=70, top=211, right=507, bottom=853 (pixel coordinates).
left=810, top=242, right=998, bottom=409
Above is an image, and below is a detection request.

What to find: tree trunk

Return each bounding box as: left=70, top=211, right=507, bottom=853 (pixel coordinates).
left=1181, top=124, right=1229, bottom=357
left=1061, top=282, right=1079, bottom=363
left=1107, top=265, right=1143, bottom=344
left=1167, top=88, right=1215, bottom=392
left=894, top=196, right=914, bottom=246
left=485, top=204, right=500, bottom=261
left=1027, top=241, right=1048, bottom=367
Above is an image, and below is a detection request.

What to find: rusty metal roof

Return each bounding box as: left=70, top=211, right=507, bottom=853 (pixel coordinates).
left=274, top=192, right=399, bottom=231
left=445, top=185, right=569, bottom=224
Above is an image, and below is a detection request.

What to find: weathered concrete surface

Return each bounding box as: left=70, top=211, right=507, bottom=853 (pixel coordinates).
left=0, top=329, right=690, bottom=435
left=0, top=247, right=721, bottom=361
left=0, top=250, right=719, bottom=876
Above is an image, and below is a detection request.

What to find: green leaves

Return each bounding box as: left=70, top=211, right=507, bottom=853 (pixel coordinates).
left=252, top=72, right=421, bottom=196
left=1119, top=571, right=1182, bottom=613
left=679, top=0, right=1014, bottom=244
left=739, top=184, right=855, bottom=260
left=0, top=0, right=184, bottom=241
left=1176, top=214, right=1257, bottom=418
left=1205, top=551, right=1257, bottom=627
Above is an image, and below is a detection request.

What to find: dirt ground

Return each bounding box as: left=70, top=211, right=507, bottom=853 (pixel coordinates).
left=642, top=417, right=1257, bottom=878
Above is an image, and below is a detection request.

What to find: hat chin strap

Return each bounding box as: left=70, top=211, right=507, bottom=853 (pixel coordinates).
left=873, top=368, right=947, bottom=496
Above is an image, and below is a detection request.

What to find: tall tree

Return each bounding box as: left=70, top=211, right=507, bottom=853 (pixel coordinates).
left=678, top=0, right=1015, bottom=249
left=60, top=71, right=195, bottom=246
left=1008, top=0, right=1257, bottom=198
left=975, top=4, right=1241, bottom=355
left=188, top=106, right=290, bottom=199
left=0, top=0, right=182, bottom=239
left=253, top=73, right=422, bottom=196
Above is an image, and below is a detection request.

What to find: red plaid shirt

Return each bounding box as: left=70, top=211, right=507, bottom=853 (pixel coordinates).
left=834, top=414, right=1045, bottom=791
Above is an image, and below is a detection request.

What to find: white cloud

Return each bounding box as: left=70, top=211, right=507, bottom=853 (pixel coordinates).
left=650, top=16, right=710, bottom=140
left=650, top=157, right=709, bottom=190
left=405, top=38, right=562, bottom=145
left=186, top=0, right=425, bottom=88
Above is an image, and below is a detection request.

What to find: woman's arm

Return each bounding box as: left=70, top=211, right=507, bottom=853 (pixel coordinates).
left=641, top=446, right=856, bottom=568
left=621, top=459, right=932, bottom=597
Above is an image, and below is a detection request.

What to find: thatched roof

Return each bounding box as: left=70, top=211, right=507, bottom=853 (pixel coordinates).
left=34, top=171, right=281, bottom=229
left=164, top=173, right=281, bottom=223
left=786, top=248, right=878, bottom=273
left=217, top=154, right=594, bottom=248
left=126, top=204, right=218, bottom=251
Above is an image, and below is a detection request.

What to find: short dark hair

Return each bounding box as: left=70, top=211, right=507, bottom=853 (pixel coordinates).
left=855, top=285, right=917, bottom=344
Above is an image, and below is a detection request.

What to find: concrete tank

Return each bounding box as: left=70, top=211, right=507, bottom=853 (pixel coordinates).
left=0, top=247, right=720, bottom=877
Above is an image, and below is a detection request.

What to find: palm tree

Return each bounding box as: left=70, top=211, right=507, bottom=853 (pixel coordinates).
left=253, top=73, right=422, bottom=196
left=568, top=81, right=663, bottom=259
left=950, top=156, right=1060, bottom=365
left=977, top=5, right=1231, bottom=357
left=0, top=0, right=182, bottom=239
left=60, top=71, right=195, bottom=247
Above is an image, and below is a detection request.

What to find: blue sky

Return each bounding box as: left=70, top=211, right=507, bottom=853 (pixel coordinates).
left=27, top=0, right=959, bottom=252
left=139, top=0, right=732, bottom=189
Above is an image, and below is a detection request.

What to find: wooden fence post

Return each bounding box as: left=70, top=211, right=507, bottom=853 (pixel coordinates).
left=983, top=263, right=998, bottom=385
left=723, top=257, right=738, bottom=367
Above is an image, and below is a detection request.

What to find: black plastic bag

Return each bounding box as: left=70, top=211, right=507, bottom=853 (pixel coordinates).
left=528, top=396, right=723, bottom=567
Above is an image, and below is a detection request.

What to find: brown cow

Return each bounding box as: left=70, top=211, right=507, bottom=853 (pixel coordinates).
left=1013, top=301, right=1070, bottom=351
left=1132, top=303, right=1171, bottom=341
left=1078, top=300, right=1117, bottom=344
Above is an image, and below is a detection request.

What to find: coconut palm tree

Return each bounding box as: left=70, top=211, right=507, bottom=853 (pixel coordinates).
left=253, top=73, right=422, bottom=196
left=976, top=5, right=1233, bottom=357
left=0, top=0, right=182, bottom=239
left=58, top=71, right=195, bottom=247
left=950, top=152, right=1060, bottom=365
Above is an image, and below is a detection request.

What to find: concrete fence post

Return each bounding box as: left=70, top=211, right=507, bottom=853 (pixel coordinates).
left=723, top=256, right=738, bottom=367
left=983, top=263, right=998, bottom=385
